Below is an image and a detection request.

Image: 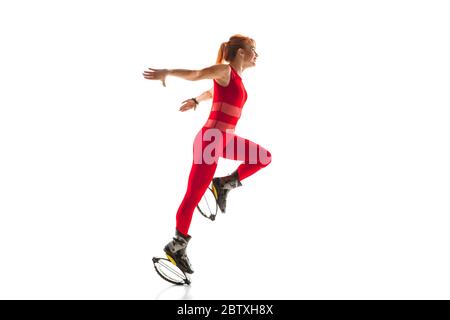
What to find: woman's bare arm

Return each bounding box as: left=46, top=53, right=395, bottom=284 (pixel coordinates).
left=197, top=87, right=214, bottom=102
left=143, top=64, right=229, bottom=86
left=168, top=64, right=229, bottom=81
left=179, top=87, right=214, bottom=112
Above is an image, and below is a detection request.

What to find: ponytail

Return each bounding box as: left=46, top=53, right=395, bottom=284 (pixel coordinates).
left=216, top=42, right=227, bottom=64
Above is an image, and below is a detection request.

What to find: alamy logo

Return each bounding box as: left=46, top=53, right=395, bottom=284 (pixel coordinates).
left=193, top=128, right=271, bottom=165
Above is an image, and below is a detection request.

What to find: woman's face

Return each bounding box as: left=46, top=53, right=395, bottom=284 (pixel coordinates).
left=248, top=43, right=258, bottom=65
left=241, top=42, right=258, bottom=67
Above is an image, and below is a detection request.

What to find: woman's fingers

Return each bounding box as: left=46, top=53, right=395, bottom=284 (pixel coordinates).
left=143, top=68, right=159, bottom=76
left=179, top=102, right=194, bottom=112
left=143, top=69, right=166, bottom=87
left=143, top=71, right=153, bottom=79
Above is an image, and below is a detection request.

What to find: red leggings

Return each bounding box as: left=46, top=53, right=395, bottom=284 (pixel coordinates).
left=176, top=127, right=272, bottom=235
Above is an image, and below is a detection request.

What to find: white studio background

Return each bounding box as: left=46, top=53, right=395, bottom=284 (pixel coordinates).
left=0, top=0, right=449, bottom=299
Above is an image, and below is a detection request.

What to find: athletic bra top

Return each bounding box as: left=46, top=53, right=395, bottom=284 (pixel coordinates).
left=204, top=64, right=248, bottom=132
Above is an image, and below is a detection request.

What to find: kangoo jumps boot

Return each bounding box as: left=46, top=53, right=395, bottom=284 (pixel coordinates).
left=212, top=169, right=242, bottom=213
left=164, top=229, right=194, bottom=274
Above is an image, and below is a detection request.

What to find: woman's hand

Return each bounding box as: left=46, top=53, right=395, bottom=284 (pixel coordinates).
left=143, top=68, right=168, bottom=87
left=179, top=99, right=197, bottom=112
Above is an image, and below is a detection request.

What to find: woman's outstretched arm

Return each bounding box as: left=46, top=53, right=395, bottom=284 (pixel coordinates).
left=143, top=64, right=228, bottom=87
left=179, top=87, right=213, bottom=112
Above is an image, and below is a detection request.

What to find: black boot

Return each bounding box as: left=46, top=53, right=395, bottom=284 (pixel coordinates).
left=164, top=229, right=194, bottom=274
left=212, top=170, right=242, bottom=213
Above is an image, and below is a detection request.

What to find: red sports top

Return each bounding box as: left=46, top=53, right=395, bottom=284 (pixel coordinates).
left=204, top=64, right=248, bottom=132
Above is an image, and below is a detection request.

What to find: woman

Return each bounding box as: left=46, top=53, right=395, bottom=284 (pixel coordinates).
left=143, top=34, right=271, bottom=275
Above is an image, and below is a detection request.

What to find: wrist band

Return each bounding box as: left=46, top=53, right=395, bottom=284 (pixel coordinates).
left=191, top=98, right=199, bottom=105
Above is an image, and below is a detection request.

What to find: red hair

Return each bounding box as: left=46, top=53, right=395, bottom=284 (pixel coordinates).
left=216, top=34, right=255, bottom=64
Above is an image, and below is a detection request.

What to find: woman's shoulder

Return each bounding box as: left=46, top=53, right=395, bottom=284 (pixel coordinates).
left=213, top=64, right=232, bottom=87
left=197, top=63, right=230, bottom=82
